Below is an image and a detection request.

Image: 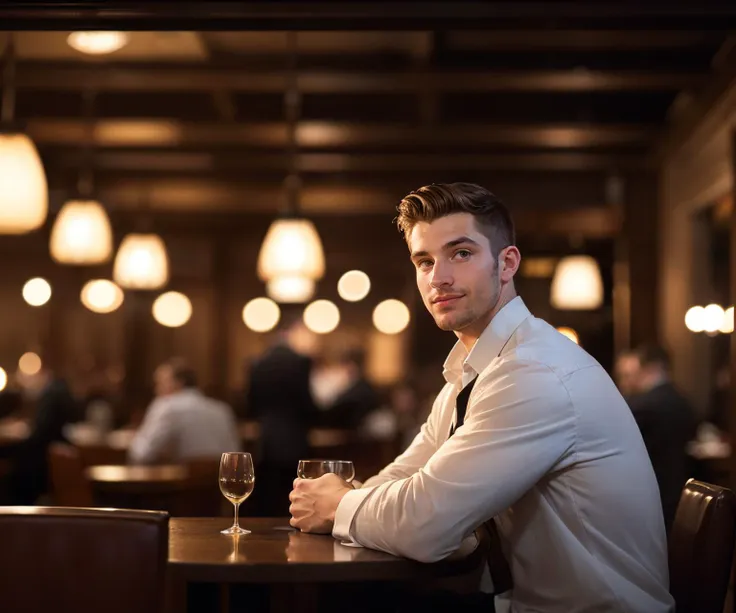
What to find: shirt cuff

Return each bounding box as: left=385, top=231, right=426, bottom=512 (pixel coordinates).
left=332, top=485, right=376, bottom=543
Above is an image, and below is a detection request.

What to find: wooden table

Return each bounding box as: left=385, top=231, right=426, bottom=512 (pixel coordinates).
left=167, top=517, right=483, bottom=613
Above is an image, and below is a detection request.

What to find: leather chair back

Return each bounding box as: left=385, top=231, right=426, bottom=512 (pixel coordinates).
left=48, top=443, right=94, bottom=507
left=669, top=478, right=736, bottom=613
left=0, top=506, right=168, bottom=613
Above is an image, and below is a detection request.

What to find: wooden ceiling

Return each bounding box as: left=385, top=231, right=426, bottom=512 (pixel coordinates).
left=1, top=2, right=735, bottom=228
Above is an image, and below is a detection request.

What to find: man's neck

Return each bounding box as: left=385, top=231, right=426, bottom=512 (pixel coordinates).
left=455, top=289, right=517, bottom=353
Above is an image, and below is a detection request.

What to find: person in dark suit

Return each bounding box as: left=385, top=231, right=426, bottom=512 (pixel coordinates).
left=0, top=360, right=79, bottom=504
left=321, top=348, right=380, bottom=430
left=246, top=315, right=319, bottom=516
left=625, top=344, right=696, bottom=534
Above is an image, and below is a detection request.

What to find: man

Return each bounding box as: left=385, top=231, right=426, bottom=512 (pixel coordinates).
left=625, top=345, right=696, bottom=534
left=320, top=348, right=380, bottom=430
left=247, top=315, right=319, bottom=516
left=0, top=357, right=78, bottom=504
left=128, top=358, right=240, bottom=464
left=614, top=349, right=641, bottom=397
left=289, top=183, right=673, bottom=612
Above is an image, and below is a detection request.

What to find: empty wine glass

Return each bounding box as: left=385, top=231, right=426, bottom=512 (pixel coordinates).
left=219, top=452, right=255, bottom=535
left=297, top=459, right=355, bottom=483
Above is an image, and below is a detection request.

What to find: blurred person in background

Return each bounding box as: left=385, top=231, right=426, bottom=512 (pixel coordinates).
left=0, top=354, right=78, bottom=504
left=624, top=344, right=697, bottom=534
left=128, top=358, right=240, bottom=465
left=246, top=314, right=319, bottom=516
left=321, top=347, right=380, bottom=430
left=614, top=349, right=641, bottom=397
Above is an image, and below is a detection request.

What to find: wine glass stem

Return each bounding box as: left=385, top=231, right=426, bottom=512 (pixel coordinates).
left=233, top=501, right=240, bottom=529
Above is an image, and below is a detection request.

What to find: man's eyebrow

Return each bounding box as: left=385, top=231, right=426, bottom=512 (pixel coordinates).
left=410, top=236, right=480, bottom=259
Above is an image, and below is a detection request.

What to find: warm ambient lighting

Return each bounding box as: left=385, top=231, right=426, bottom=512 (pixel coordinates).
left=266, top=275, right=315, bottom=304
left=303, top=299, right=340, bottom=334
left=721, top=307, right=735, bottom=334
left=50, top=200, right=113, bottom=264
left=556, top=327, right=580, bottom=345
left=152, top=291, right=192, bottom=328
left=0, top=367, right=6, bottom=392
left=22, top=278, right=51, bottom=307
left=257, top=218, right=325, bottom=283
left=685, top=306, right=706, bottom=333
left=337, top=270, right=371, bottom=302
left=67, top=31, right=130, bottom=55
left=0, top=133, right=48, bottom=234
left=113, top=233, right=169, bottom=290
left=703, top=303, right=725, bottom=334
left=372, top=299, right=411, bottom=335
left=18, top=352, right=42, bottom=376
left=80, top=279, right=124, bottom=314
left=242, top=297, right=281, bottom=333
left=550, top=255, right=603, bottom=310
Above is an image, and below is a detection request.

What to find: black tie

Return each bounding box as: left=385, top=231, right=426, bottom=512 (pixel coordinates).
left=449, top=376, right=514, bottom=594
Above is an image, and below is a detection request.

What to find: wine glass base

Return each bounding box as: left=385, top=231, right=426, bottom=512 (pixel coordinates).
left=221, top=526, right=251, bottom=535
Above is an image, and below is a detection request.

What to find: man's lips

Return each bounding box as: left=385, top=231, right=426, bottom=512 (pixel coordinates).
left=432, top=294, right=464, bottom=305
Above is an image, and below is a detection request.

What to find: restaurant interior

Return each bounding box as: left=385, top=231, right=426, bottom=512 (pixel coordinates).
left=1, top=2, right=736, bottom=612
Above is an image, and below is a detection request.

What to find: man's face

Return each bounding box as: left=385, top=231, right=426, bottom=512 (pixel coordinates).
left=154, top=365, right=180, bottom=397
left=615, top=354, right=641, bottom=395
left=409, top=213, right=501, bottom=336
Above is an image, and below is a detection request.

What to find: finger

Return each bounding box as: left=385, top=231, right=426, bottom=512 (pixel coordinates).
left=293, top=478, right=302, bottom=488
left=289, top=516, right=298, bottom=527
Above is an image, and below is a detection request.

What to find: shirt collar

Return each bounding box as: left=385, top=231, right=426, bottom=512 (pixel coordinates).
left=442, top=296, right=531, bottom=386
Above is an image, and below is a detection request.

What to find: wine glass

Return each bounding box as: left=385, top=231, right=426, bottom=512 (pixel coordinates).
left=297, top=459, right=355, bottom=483
left=219, top=452, right=255, bottom=535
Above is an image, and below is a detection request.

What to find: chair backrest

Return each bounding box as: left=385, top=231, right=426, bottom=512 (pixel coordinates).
left=0, top=507, right=168, bottom=613
left=669, top=478, right=736, bottom=613
left=48, top=442, right=94, bottom=506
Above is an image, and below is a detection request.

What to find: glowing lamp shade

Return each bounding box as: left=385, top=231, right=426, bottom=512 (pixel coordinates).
left=81, top=279, right=124, bottom=314
left=152, top=291, right=192, bottom=328
left=22, top=277, right=51, bottom=306
left=721, top=307, right=734, bottom=334
left=303, top=299, right=340, bottom=334
left=337, top=270, right=371, bottom=302
left=18, top=352, right=42, bottom=376
left=685, top=306, right=706, bottom=332
left=242, top=297, right=281, bottom=332
left=550, top=255, right=603, bottom=310
left=266, top=275, right=315, bottom=304
left=372, top=299, right=411, bottom=335
left=556, top=327, right=580, bottom=345
left=0, top=367, right=6, bottom=392
left=67, top=31, right=130, bottom=55
left=113, top=233, right=169, bottom=290
left=0, top=133, right=48, bottom=234
left=703, top=303, right=725, bottom=334
left=257, top=218, right=325, bottom=282
left=50, top=200, right=113, bottom=264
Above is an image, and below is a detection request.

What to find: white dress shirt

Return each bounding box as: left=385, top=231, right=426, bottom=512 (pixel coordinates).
left=333, top=297, right=674, bottom=613
left=128, top=388, right=241, bottom=464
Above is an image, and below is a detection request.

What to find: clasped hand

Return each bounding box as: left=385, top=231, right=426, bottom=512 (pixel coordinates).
left=289, top=473, right=353, bottom=534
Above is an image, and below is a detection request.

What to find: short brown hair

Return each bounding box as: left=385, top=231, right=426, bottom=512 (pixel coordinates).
left=164, top=357, right=198, bottom=388
left=396, top=183, right=515, bottom=256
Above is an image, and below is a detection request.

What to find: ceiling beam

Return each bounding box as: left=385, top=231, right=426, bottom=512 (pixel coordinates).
left=1, top=2, right=735, bottom=30
left=46, top=180, right=620, bottom=237
left=14, top=63, right=703, bottom=93
left=28, top=118, right=654, bottom=149
left=44, top=149, right=651, bottom=173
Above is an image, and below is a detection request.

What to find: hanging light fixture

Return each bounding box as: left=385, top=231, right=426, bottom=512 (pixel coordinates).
left=550, top=255, right=603, bottom=310
left=265, top=275, right=316, bottom=304
left=80, top=279, right=124, bottom=314
left=67, top=32, right=129, bottom=55
left=257, top=33, right=325, bottom=303
left=0, top=35, right=48, bottom=234
left=113, top=233, right=169, bottom=290
left=50, top=91, right=113, bottom=264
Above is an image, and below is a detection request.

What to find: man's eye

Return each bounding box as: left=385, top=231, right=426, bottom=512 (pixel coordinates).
left=417, top=260, right=433, bottom=269
left=454, top=250, right=471, bottom=260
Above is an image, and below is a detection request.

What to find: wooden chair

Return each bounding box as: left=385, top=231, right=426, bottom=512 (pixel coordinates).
left=668, top=478, right=736, bottom=613
left=0, top=506, right=168, bottom=613
left=48, top=442, right=94, bottom=507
